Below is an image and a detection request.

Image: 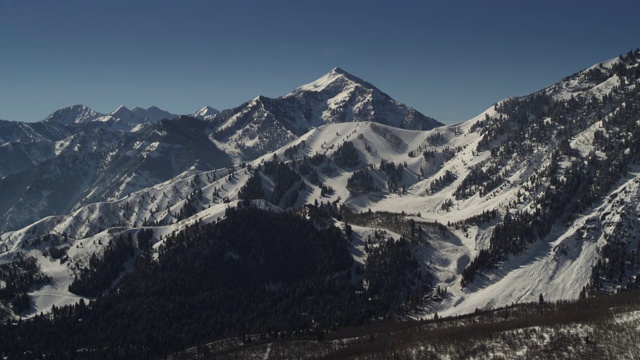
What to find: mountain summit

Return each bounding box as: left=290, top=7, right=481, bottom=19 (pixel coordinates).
left=43, top=105, right=101, bottom=125
left=287, top=67, right=439, bottom=129
left=193, top=105, right=220, bottom=120
left=289, top=67, right=382, bottom=94
left=210, top=67, right=442, bottom=158
left=109, top=105, right=136, bottom=121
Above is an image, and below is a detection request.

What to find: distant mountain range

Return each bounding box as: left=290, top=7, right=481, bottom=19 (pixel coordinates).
left=44, top=104, right=174, bottom=127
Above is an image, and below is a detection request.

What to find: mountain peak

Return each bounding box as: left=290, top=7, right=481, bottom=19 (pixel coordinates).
left=290, top=67, right=374, bottom=95
left=112, top=105, right=176, bottom=123
left=111, top=105, right=132, bottom=115
left=330, top=66, right=347, bottom=75
left=193, top=106, right=220, bottom=119
left=199, top=105, right=217, bottom=112
left=43, top=104, right=101, bottom=125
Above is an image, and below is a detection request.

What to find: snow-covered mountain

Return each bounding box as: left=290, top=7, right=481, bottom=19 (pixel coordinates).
left=0, top=105, right=191, bottom=231
left=192, top=105, right=219, bottom=120
left=2, top=50, right=640, bottom=331
left=44, top=104, right=177, bottom=131
left=286, top=67, right=439, bottom=130
left=43, top=104, right=102, bottom=125
left=208, top=67, right=442, bottom=158
left=110, top=105, right=177, bottom=126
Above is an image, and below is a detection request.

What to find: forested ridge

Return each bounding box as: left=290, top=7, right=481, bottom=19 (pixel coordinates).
left=0, top=206, right=427, bottom=359
left=461, top=50, right=640, bottom=288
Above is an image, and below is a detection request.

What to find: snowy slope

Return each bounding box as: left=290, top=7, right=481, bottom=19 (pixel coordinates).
left=286, top=67, right=440, bottom=130
left=0, top=119, right=70, bottom=145
left=0, top=112, right=633, bottom=319
left=0, top=117, right=232, bottom=232
left=0, top=119, right=582, bottom=317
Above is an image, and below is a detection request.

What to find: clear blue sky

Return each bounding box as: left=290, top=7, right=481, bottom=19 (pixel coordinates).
left=1, top=0, right=639, bottom=123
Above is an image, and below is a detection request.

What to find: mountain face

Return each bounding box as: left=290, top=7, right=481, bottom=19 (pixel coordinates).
left=110, top=105, right=178, bottom=126
left=0, top=119, right=70, bottom=145
left=0, top=116, right=232, bottom=232
left=3, top=52, right=640, bottom=357
left=0, top=105, right=178, bottom=186
left=208, top=67, right=442, bottom=158
left=0, top=105, right=192, bottom=231
left=0, top=120, right=71, bottom=177
left=286, top=67, right=439, bottom=130
left=43, top=104, right=102, bottom=125
left=0, top=117, right=86, bottom=186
